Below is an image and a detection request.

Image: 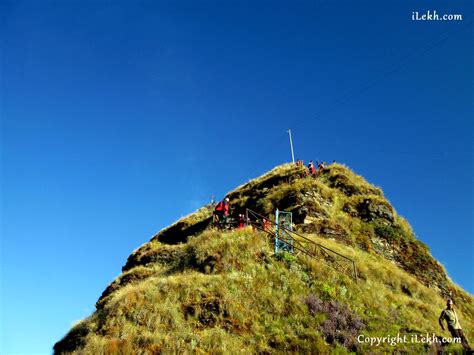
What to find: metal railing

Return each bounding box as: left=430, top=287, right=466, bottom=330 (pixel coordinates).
left=245, top=208, right=358, bottom=281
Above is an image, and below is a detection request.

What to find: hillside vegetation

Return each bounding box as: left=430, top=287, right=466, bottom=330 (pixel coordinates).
left=55, top=163, right=473, bottom=354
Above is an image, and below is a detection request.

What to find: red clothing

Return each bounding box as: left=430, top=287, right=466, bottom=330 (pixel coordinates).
left=263, top=219, right=271, bottom=232
left=238, top=215, right=245, bottom=228
left=223, top=201, right=230, bottom=215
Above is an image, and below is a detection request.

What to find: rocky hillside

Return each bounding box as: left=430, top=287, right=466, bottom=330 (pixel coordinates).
left=54, top=163, right=473, bottom=354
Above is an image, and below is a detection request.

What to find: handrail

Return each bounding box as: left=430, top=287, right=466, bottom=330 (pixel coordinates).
left=245, top=208, right=358, bottom=281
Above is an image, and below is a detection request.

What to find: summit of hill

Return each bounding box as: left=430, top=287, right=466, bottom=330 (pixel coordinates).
left=54, top=163, right=474, bottom=354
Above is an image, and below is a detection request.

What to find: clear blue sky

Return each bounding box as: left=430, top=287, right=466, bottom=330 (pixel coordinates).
left=1, top=1, right=472, bottom=354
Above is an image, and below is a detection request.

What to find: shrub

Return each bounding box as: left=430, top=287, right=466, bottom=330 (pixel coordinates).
left=372, top=220, right=402, bottom=241
left=276, top=251, right=297, bottom=266
left=302, top=294, right=366, bottom=351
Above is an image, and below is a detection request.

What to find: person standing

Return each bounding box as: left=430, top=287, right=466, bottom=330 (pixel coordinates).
left=222, top=197, right=230, bottom=223
left=308, top=161, right=316, bottom=176
left=213, top=199, right=224, bottom=223
left=439, top=298, right=471, bottom=352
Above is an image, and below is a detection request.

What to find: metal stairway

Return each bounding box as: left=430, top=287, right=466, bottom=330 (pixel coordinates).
left=245, top=208, right=358, bottom=281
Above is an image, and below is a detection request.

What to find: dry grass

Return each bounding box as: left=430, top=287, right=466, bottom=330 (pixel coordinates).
left=57, top=228, right=473, bottom=354
left=55, top=163, right=473, bottom=354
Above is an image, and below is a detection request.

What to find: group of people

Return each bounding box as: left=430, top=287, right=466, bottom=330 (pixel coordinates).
left=213, top=158, right=333, bottom=226
left=296, top=159, right=330, bottom=178
left=213, top=197, right=248, bottom=229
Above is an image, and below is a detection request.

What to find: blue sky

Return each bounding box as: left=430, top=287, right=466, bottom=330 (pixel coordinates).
left=1, top=0, right=472, bottom=354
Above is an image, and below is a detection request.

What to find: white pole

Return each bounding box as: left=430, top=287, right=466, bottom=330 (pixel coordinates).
left=288, top=129, right=295, bottom=163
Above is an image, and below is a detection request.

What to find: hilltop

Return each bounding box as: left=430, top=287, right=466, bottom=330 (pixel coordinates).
left=54, top=163, right=473, bottom=354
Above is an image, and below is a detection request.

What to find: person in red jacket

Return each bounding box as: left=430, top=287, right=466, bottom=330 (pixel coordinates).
left=238, top=214, right=246, bottom=229
left=214, top=197, right=231, bottom=225
left=223, top=197, right=230, bottom=219
left=214, top=200, right=224, bottom=222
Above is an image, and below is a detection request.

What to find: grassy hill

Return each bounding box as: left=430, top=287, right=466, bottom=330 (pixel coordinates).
left=54, top=163, right=473, bottom=354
